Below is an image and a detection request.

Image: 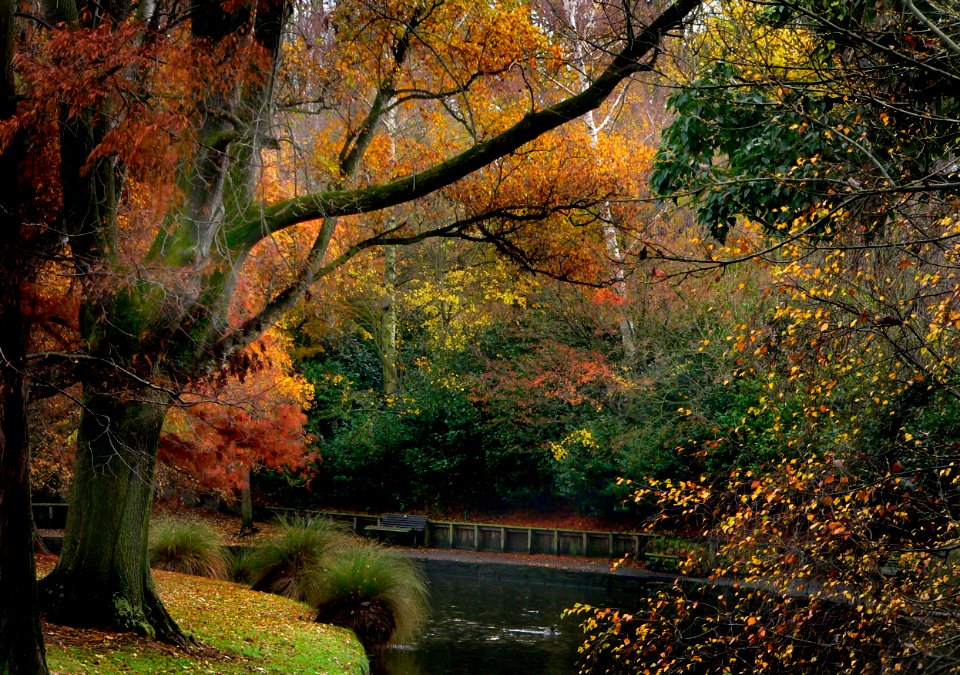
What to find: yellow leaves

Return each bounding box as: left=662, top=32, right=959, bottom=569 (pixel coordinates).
left=549, top=428, right=600, bottom=462
left=401, top=255, right=537, bottom=353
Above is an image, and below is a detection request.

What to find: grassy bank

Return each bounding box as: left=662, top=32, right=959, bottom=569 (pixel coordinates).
left=40, top=559, right=369, bottom=674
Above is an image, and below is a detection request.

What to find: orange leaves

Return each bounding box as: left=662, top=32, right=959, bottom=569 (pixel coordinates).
left=158, top=330, right=314, bottom=495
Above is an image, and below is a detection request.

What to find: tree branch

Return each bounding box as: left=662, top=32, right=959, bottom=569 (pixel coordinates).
left=213, top=202, right=605, bottom=359
left=226, top=0, right=702, bottom=250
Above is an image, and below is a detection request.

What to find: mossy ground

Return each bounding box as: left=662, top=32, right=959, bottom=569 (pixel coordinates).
left=38, top=556, right=369, bottom=674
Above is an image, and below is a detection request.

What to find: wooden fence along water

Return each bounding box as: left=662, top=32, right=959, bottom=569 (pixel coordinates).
left=267, top=508, right=698, bottom=571
left=33, top=502, right=69, bottom=529
left=33, top=503, right=697, bottom=571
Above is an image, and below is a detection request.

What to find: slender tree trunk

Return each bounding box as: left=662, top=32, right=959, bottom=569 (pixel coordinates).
left=240, top=467, right=254, bottom=532
left=38, top=385, right=185, bottom=643
left=561, top=0, right=637, bottom=362
left=381, top=245, right=400, bottom=396
left=583, top=114, right=637, bottom=363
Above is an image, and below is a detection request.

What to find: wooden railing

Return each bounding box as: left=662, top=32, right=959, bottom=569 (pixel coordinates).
left=32, top=502, right=69, bottom=529
left=266, top=507, right=700, bottom=569
left=34, top=503, right=700, bottom=571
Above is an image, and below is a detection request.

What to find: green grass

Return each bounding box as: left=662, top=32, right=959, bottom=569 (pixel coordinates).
left=149, top=517, right=230, bottom=579
left=44, top=569, right=369, bottom=674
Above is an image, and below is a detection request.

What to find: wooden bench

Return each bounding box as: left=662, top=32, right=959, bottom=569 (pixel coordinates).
left=364, top=513, right=429, bottom=546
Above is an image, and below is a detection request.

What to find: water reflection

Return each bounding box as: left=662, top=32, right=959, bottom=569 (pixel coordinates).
left=375, top=567, right=644, bottom=675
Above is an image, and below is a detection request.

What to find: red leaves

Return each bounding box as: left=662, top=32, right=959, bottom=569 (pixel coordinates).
left=158, top=333, right=314, bottom=495
left=473, top=339, right=626, bottom=427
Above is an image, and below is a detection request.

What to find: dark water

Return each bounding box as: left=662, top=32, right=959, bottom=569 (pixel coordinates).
left=375, top=567, right=647, bottom=675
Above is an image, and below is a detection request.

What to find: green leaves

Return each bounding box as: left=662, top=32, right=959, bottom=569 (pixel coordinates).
left=651, top=62, right=841, bottom=242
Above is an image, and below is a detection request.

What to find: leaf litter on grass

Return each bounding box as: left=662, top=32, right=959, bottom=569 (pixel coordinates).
left=39, top=556, right=368, bottom=674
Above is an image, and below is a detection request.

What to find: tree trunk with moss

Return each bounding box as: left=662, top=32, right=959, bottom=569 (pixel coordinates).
left=39, top=383, right=184, bottom=641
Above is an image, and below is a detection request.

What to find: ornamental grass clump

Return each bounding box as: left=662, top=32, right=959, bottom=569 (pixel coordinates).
left=314, top=543, right=429, bottom=653
left=228, top=546, right=255, bottom=584
left=149, top=518, right=229, bottom=579
left=247, top=515, right=348, bottom=602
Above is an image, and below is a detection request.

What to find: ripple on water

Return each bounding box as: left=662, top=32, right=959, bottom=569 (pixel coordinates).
left=377, top=569, right=647, bottom=675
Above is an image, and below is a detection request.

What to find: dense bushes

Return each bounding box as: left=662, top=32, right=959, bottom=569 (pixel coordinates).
left=297, top=351, right=555, bottom=512
left=291, top=314, right=784, bottom=517
left=272, top=267, right=786, bottom=518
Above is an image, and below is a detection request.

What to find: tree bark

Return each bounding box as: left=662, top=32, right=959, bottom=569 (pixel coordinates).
left=0, top=0, right=48, bottom=667
left=0, top=258, right=47, bottom=675
left=240, top=466, right=254, bottom=532
left=38, top=385, right=185, bottom=643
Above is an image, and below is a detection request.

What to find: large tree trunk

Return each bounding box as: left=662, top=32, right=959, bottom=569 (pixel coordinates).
left=0, top=0, right=47, bottom=667
left=38, top=0, right=292, bottom=643
left=38, top=385, right=185, bottom=643
left=0, top=267, right=47, bottom=675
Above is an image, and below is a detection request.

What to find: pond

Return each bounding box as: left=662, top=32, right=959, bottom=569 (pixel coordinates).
left=374, top=560, right=653, bottom=675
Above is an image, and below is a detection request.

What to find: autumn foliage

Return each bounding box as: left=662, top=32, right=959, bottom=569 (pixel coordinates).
left=157, top=331, right=314, bottom=496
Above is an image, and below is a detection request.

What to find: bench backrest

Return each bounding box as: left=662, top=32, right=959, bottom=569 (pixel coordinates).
left=381, top=513, right=428, bottom=530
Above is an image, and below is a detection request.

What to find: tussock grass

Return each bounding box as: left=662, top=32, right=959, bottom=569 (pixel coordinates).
left=43, top=567, right=369, bottom=674
left=247, top=515, right=348, bottom=601
left=149, top=518, right=230, bottom=580
left=227, top=546, right=255, bottom=584
left=314, top=543, right=429, bottom=652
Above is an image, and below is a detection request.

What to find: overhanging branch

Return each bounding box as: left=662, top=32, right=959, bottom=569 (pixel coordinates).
left=226, top=0, right=702, bottom=251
